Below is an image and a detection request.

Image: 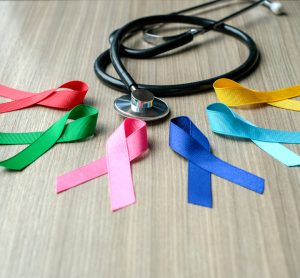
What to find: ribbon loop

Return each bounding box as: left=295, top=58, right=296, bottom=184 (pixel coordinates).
left=169, top=116, right=264, bottom=208
left=0, top=80, right=88, bottom=113
left=0, top=104, right=98, bottom=170
left=56, top=118, right=148, bottom=211
left=206, top=103, right=300, bottom=166
left=214, top=78, right=300, bottom=111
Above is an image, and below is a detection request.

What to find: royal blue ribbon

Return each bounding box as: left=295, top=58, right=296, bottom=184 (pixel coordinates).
left=169, top=116, right=264, bottom=208
left=206, top=103, right=300, bottom=166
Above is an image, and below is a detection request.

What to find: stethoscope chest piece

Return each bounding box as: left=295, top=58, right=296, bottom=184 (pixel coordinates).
left=114, top=88, right=169, bottom=121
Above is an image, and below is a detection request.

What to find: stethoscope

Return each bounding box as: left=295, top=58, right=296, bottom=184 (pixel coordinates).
left=94, top=0, right=284, bottom=121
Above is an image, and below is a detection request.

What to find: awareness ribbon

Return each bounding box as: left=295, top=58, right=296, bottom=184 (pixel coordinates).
left=206, top=103, right=300, bottom=166
left=56, top=118, right=148, bottom=211
left=0, top=80, right=88, bottom=113
left=0, top=104, right=98, bottom=170
left=169, top=116, right=264, bottom=208
left=214, top=78, right=300, bottom=111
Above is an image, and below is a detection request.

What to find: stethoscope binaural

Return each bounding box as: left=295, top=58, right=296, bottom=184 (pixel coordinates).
left=94, top=0, right=284, bottom=121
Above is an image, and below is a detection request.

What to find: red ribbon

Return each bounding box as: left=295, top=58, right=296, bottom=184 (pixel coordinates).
left=0, top=80, right=88, bottom=113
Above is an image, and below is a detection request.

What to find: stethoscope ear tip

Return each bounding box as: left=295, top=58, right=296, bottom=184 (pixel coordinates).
left=270, top=1, right=284, bottom=15
left=114, top=91, right=169, bottom=121
left=263, top=0, right=284, bottom=15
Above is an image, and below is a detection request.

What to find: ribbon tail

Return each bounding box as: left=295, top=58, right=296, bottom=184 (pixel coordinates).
left=56, top=157, right=107, bottom=193
left=188, top=162, right=212, bottom=208
left=188, top=116, right=212, bottom=207
left=253, top=140, right=300, bottom=167
left=0, top=113, right=69, bottom=170
left=106, top=121, right=136, bottom=211
left=0, top=91, right=54, bottom=113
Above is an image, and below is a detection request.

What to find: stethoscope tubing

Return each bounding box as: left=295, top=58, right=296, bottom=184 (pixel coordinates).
left=94, top=14, right=260, bottom=97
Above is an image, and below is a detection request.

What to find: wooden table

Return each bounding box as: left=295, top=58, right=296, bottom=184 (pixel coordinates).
left=0, top=1, right=299, bottom=277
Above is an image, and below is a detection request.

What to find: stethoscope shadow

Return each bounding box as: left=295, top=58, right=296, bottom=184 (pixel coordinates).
left=146, top=112, right=172, bottom=126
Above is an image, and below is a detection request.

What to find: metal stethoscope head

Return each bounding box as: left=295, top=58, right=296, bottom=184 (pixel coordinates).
left=114, top=86, right=169, bottom=121
left=108, top=0, right=284, bottom=122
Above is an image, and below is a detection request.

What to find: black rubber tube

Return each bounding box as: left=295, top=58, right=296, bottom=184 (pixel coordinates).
left=94, top=14, right=260, bottom=97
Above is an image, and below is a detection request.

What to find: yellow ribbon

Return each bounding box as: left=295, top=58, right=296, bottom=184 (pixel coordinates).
left=213, top=78, right=300, bottom=111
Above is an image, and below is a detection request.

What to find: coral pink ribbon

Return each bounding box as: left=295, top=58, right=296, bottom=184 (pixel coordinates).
left=0, top=80, right=88, bottom=113
left=56, top=118, right=148, bottom=211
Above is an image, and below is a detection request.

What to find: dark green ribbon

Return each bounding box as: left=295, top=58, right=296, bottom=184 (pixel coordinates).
left=0, top=104, right=98, bottom=170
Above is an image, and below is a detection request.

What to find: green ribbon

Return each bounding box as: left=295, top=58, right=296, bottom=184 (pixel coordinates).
left=0, top=104, right=98, bottom=170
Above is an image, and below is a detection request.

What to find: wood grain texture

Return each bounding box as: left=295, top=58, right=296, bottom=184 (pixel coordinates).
left=0, top=1, right=299, bottom=277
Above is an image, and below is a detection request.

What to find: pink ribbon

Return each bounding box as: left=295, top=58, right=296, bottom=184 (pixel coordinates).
left=0, top=81, right=88, bottom=113
left=56, top=118, right=148, bottom=211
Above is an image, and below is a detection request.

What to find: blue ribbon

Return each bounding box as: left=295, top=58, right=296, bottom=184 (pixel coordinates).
left=206, top=103, right=300, bottom=166
left=169, top=116, right=264, bottom=208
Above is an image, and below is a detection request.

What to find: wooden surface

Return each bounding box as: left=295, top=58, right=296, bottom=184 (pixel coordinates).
left=0, top=1, right=300, bottom=277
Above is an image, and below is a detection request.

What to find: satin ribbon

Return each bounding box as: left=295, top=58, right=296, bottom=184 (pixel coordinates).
left=206, top=103, right=300, bottom=166
left=169, top=116, right=264, bottom=208
left=0, top=104, right=98, bottom=170
left=214, top=78, right=300, bottom=111
left=56, top=118, right=148, bottom=211
left=0, top=80, right=88, bottom=113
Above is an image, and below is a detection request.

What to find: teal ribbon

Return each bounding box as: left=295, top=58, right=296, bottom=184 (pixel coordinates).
left=0, top=104, right=98, bottom=170
left=206, top=103, right=300, bottom=166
